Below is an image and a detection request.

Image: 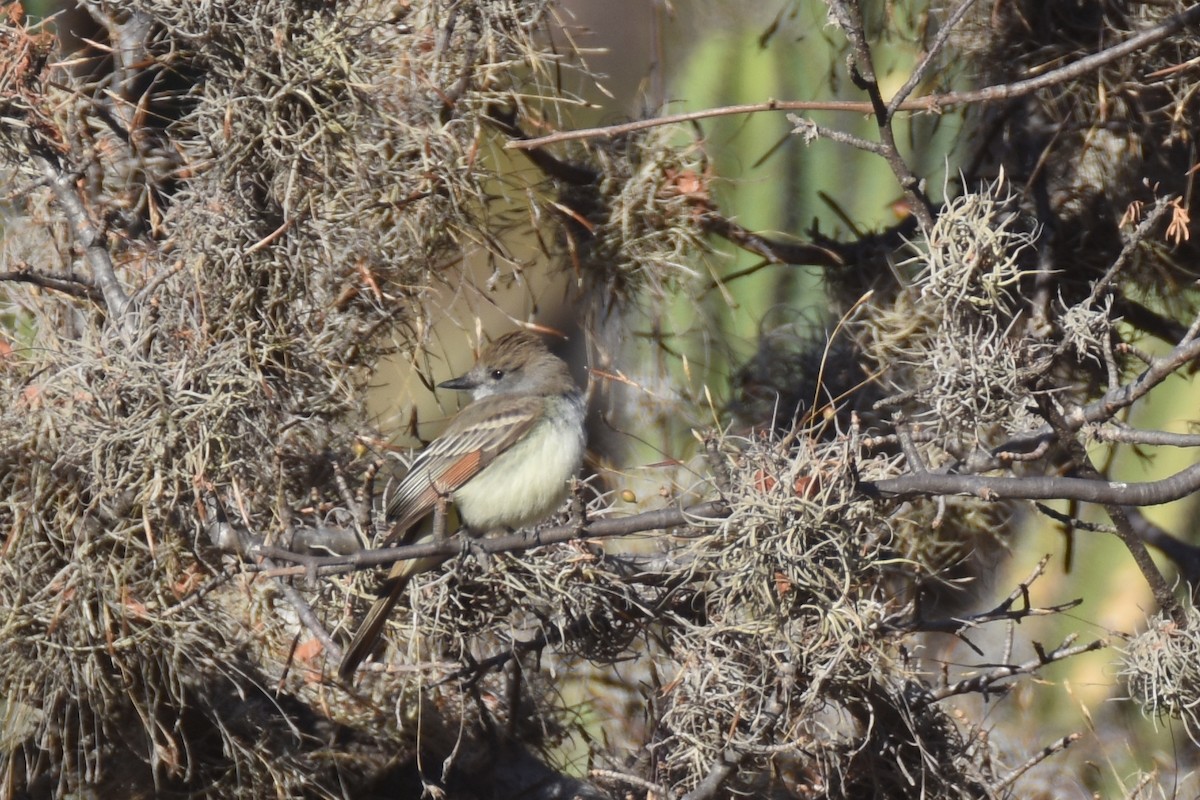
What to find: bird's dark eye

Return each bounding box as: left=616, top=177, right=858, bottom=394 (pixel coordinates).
left=490, top=369, right=504, bottom=380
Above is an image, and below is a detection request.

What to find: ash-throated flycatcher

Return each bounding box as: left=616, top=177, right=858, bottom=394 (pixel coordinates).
left=339, top=331, right=586, bottom=680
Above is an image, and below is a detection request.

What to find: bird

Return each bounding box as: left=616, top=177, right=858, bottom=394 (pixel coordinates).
left=338, top=330, right=586, bottom=680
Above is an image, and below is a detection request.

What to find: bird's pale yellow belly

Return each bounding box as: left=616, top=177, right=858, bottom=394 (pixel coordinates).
left=453, top=396, right=585, bottom=531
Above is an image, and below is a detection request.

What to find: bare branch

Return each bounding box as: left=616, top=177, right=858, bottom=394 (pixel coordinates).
left=886, top=0, right=982, bottom=115
left=264, top=555, right=343, bottom=659
left=930, top=3, right=1200, bottom=110
left=679, top=756, right=738, bottom=800
left=507, top=5, right=1200, bottom=151
left=1031, top=387, right=1180, bottom=621
left=33, top=150, right=132, bottom=328
left=1093, top=424, right=1200, bottom=449
left=989, top=334, right=1200, bottom=464
left=0, top=266, right=101, bottom=301
left=1122, top=509, right=1200, bottom=588
left=991, top=734, right=1081, bottom=793
left=927, top=638, right=1106, bottom=703
left=698, top=210, right=844, bottom=267
left=866, top=459, right=1200, bottom=508
left=253, top=500, right=730, bottom=577
left=787, top=115, right=887, bottom=156
left=590, top=769, right=672, bottom=800
left=1082, top=199, right=1174, bottom=311
left=826, top=0, right=935, bottom=230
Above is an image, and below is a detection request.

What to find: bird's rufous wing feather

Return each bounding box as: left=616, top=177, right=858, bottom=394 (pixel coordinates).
left=339, top=395, right=544, bottom=681
left=381, top=394, right=543, bottom=542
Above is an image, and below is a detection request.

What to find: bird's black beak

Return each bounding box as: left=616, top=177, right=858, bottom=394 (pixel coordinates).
left=438, top=373, right=476, bottom=391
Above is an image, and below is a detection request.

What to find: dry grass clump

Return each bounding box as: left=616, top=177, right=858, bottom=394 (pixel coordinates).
left=337, top=499, right=646, bottom=693
left=158, top=0, right=560, bottom=299
left=730, top=321, right=880, bottom=437
left=1120, top=605, right=1200, bottom=746
left=646, top=434, right=999, bottom=798
left=0, top=0, right=575, bottom=795
left=334, top=427, right=1021, bottom=798
left=550, top=124, right=713, bottom=314
left=859, top=185, right=1048, bottom=446
left=955, top=0, right=1200, bottom=305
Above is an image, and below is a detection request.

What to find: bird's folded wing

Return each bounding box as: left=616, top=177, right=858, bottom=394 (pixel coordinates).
left=381, top=394, right=544, bottom=542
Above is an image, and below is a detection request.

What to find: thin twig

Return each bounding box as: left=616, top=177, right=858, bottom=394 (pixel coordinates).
left=507, top=100, right=896, bottom=150
left=885, top=555, right=1082, bottom=636
left=698, top=211, right=844, bottom=267
left=590, top=769, right=672, bottom=799
left=990, top=734, right=1080, bottom=792
left=886, top=0, right=982, bottom=115
left=828, top=0, right=935, bottom=230
left=1083, top=198, right=1173, bottom=310
left=988, top=334, right=1200, bottom=464
left=788, top=115, right=887, bottom=155
left=927, top=638, right=1105, bottom=702
left=507, top=5, right=1200, bottom=150
left=1032, top=502, right=1115, bottom=533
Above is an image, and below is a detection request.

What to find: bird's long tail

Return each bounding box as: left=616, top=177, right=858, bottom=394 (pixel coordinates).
left=338, top=551, right=446, bottom=681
